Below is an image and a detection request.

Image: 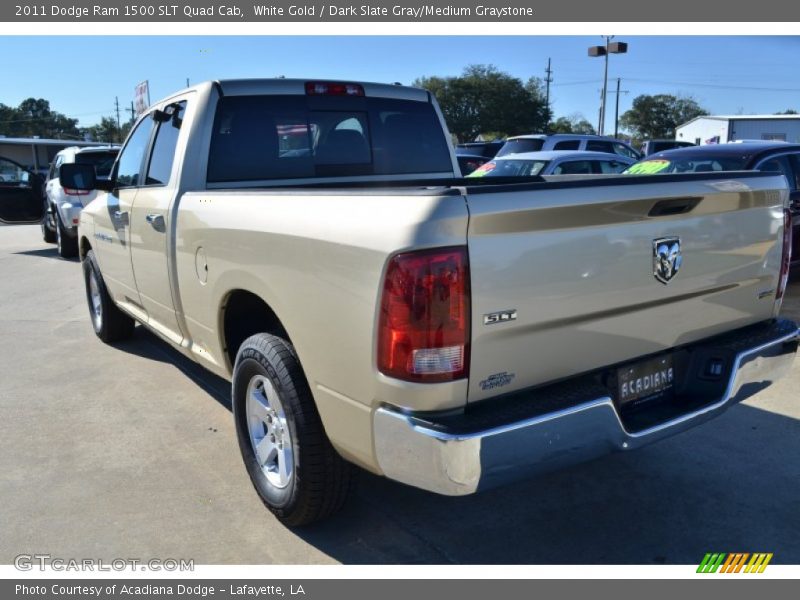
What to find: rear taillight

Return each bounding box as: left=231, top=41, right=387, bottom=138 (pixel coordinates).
left=378, top=247, right=470, bottom=383
left=305, top=81, right=365, bottom=96
left=64, top=188, right=89, bottom=196
left=776, top=208, right=792, bottom=301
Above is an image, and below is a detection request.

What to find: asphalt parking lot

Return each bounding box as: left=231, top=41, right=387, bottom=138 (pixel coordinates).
left=1, top=223, right=799, bottom=565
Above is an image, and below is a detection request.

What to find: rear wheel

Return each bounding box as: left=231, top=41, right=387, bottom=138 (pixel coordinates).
left=41, top=203, right=56, bottom=243
left=232, top=333, right=354, bottom=526
left=56, top=212, right=78, bottom=258
left=82, top=249, right=135, bottom=343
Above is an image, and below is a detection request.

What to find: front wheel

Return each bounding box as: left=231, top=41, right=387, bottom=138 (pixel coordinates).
left=232, top=333, right=354, bottom=526
left=82, top=249, right=135, bottom=343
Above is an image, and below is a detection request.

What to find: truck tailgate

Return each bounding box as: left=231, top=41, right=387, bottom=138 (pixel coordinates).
left=465, top=172, right=789, bottom=403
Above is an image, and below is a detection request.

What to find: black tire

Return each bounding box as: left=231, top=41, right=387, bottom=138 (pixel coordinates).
left=232, top=333, right=353, bottom=526
left=41, top=203, right=56, bottom=243
left=56, top=212, right=78, bottom=258
left=82, top=249, right=135, bottom=343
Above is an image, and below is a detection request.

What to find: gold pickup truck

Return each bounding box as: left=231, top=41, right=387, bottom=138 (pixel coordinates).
left=7, top=79, right=795, bottom=527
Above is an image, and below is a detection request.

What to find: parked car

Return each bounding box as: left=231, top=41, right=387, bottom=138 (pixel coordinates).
left=0, top=156, right=44, bottom=224
left=42, top=146, right=119, bottom=258
left=497, top=134, right=642, bottom=160
left=455, top=140, right=504, bottom=159
left=640, top=139, right=696, bottom=156
left=4, top=79, right=796, bottom=527
left=457, top=153, right=488, bottom=176
left=625, top=142, right=800, bottom=271
left=467, top=150, right=635, bottom=178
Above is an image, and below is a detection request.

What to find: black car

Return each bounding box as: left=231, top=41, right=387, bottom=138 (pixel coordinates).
left=0, top=156, right=45, bottom=224
left=455, top=140, right=504, bottom=160
left=640, top=139, right=696, bottom=155
left=626, top=142, right=800, bottom=270
left=456, top=153, right=488, bottom=176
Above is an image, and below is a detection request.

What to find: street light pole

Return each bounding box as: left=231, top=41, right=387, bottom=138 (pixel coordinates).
left=600, top=37, right=610, bottom=136
left=589, top=37, right=627, bottom=137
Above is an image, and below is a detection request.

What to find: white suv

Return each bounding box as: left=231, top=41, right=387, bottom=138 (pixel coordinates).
left=42, top=146, right=119, bottom=257
left=497, top=134, right=641, bottom=161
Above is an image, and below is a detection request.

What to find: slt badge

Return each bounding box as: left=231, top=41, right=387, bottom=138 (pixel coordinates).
left=653, top=237, right=682, bottom=284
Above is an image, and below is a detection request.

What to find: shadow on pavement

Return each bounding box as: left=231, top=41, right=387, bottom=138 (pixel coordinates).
left=295, top=402, right=800, bottom=564
left=113, top=326, right=232, bottom=411
left=13, top=247, right=78, bottom=261
left=104, top=316, right=800, bottom=565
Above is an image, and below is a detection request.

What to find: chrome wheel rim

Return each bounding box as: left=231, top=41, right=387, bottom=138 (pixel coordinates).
left=246, top=374, right=294, bottom=489
left=88, top=269, right=102, bottom=331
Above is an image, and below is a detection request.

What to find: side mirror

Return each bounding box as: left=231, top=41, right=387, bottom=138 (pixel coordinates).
left=790, top=190, right=800, bottom=213
left=60, top=163, right=113, bottom=192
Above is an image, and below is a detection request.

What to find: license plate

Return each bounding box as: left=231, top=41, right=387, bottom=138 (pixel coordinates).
left=617, top=355, right=675, bottom=407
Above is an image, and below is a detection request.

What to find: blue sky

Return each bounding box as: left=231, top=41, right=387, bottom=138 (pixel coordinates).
left=2, top=35, right=798, bottom=132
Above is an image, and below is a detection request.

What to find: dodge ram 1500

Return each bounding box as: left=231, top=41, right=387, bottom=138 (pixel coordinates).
left=45, top=79, right=797, bottom=526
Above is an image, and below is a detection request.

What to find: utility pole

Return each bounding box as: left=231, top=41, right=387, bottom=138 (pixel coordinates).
left=114, top=96, right=121, bottom=142
left=544, top=58, right=553, bottom=131
left=186, top=78, right=190, bottom=88
left=125, top=101, right=136, bottom=124
left=611, top=78, right=630, bottom=138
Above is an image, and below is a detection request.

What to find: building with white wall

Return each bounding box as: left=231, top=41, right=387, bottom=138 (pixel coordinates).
left=676, top=115, right=800, bottom=145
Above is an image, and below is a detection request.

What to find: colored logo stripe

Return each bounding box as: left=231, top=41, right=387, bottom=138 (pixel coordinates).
left=697, top=553, right=773, bottom=573
left=697, top=553, right=725, bottom=573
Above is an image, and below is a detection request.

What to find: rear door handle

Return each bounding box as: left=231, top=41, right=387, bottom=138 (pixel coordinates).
left=146, top=213, right=165, bottom=231
left=113, top=210, right=127, bottom=219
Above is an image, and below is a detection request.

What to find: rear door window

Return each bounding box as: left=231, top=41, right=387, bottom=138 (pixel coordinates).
left=613, top=142, right=640, bottom=159
left=586, top=141, right=614, bottom=153
left=597, top=159, right=628, bottom=174
left=553, top=140, right=580, bottom=150
left=553, top=160, right=593, bottom=174
left=207, top=95, right=452, bottom=182
left=496, top=138, right=545, bottom=157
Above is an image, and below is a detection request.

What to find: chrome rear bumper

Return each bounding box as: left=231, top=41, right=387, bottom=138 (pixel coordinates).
left=374, top=319, right=799, bottom=496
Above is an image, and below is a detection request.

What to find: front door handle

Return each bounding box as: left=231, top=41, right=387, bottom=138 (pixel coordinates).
left=146, top=213, right=166, bottom=232
left=113, top=210, right=129, bottom=226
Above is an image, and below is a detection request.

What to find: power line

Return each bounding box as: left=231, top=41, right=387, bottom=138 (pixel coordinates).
left=625, top=78, right=800, bottom=92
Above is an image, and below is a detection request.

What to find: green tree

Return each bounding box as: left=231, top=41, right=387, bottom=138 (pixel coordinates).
left=620, top=94, right=708, bottom=140
left=549, top=114, right=596, bottom=135
left=775, top=109, right=798, bottom=115
left=0, top=98, right=82, bottom=139
left=82, top=116, right=131, bottom=143
left=414, top=65, right=549, bottom=142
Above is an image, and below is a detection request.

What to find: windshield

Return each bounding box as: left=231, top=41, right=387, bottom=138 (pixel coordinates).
left=466, top=159, right=549, bottom=178
left=624, top=156, right=749, bottom=175
left=496, top=138, right=545, bottom=157
left=76, top=151, right=118, bottom=177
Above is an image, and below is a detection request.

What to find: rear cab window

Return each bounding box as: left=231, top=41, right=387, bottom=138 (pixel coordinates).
left=207, top=94, right=453, bottom=183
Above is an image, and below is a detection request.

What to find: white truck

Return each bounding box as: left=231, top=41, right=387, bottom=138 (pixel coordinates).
left=6, top=78, right=794, bottom=526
